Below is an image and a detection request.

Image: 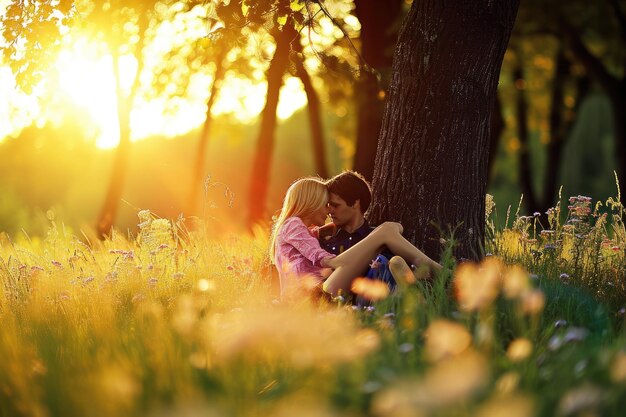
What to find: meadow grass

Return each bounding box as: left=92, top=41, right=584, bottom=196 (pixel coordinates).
left=1, top=197, right=625, bottom=417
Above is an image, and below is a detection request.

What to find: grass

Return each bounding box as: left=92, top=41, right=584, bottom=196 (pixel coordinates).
left=1, top=192, right=626, bottom=417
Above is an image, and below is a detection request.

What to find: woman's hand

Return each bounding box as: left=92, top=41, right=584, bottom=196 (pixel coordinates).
left=320, top=256, right=336, bottom=269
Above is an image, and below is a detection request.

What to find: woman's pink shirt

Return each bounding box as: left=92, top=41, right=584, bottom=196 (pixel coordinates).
left=274, top=216, right=335, bottom=295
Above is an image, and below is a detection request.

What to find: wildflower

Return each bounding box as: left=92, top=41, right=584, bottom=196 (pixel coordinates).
left=362, top=381, right=383, bottom=394
left=476, top=394, right=534, bottom=417
left=555, top=319, right=568, bottom=328
left=131, top=293, right=145, bottom=303
left=147, top=277, right=158, bottom=287
left=351, top=277, right=390, bottom=302
left=454, top=257, right=503, bottom=312
left=543, top=244, right=557, bottom=251
left=557, top=384, right=605, bottom=416
left=506, top=338, right=533, bottom=362
left=502, top=266, right=530, bottom=299
left=424, top=319, right=472, bottom=362
left=82, top=276, right=94, bottom=285
left=563, top=327, right=589, bottom=343
left=495, top=372, right=520, bottom=394
left=398, top=343, right=414, bottom=353
left=533, top=212, right=541, bottom=217
left=574, top=360, right=588, bottom=376
left=520, top=289, right=545, bottom=315
left=51, top=260, right=62, bottom=268
left=559, top=273, right=570, bottom=280
left=371, top=351, right=489, bottom=414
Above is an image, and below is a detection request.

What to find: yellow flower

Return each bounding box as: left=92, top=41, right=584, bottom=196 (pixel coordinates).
left=351, top=277, right=390, bottom=302
left=506, top=338, right=533, bottom=362
left=454, top=257, right=503, bottom=312
left=424, top=319, right=472, bottom=362
left=520, top=289, right=545, bottom=315
left=502, top=265, right=530, bottom=299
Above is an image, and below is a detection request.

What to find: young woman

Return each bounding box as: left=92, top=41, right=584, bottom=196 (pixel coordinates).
left=269, top=177, right=442, bottom=298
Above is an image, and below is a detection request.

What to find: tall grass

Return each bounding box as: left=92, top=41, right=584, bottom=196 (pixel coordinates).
left=1, top=197, right=625, bottom=417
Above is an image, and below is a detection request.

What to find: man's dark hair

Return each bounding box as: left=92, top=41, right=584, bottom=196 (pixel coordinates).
left=326, top=171, right=372, bottom=214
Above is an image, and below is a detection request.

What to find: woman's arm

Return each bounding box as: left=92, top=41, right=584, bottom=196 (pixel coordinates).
left=281, top=218, right=335, bottom=267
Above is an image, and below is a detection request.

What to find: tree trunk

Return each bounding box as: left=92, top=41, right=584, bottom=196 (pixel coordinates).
left=293, top=40, right=328, bottom=178
left=247, top=24, right=295, bottom=226
left=96, top=53, right=134, bottom=237
left=352, top=0, right=403, bottom=181
left=369, top=0, right=519, bottom=261
left=187, top=46, right=227, bottom=215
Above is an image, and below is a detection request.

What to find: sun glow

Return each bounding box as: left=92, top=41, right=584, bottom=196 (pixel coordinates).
left=49, top=36, right=308, bottom=149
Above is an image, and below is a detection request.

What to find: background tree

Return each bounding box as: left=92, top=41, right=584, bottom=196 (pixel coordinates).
left=2, top=0, right=175, bottom=237
left=512, top=0, right=626, bottom=200
left=369, top=0, right=520, bottom=261
left=351, top=0, right=403, bottom=181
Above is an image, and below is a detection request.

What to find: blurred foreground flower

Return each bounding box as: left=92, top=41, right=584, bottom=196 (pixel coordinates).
left=205, top=304, right=380, bottom=368
left=502, top=265, right=531, bottom=299
left=506, top=338, right=533, bottom=362
left=372, top=350, right=489, bottom=415
left=477, top=394, right=535, bottom=417
left=520, top=289, right=545, bottom=315
left=558, top=384, right=605, bottom=416
left=424, top=319, right=472, bottom=362
left=351, top=277, right=390, bottom=302
left=454, top=257, right=503, bottom=312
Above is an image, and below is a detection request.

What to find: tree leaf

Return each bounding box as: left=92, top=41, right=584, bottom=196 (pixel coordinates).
left=290, top=1, right=305, bottom=12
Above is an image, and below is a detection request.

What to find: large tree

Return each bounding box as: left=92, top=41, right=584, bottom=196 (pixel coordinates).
left=369, top=0, right=520, bottom=261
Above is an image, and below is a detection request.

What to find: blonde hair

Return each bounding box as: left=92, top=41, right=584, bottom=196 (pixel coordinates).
left=269, top=177, right=329, bottom=262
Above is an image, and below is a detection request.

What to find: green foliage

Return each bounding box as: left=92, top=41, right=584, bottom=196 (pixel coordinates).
left=1, top=0, right=73, bottom=92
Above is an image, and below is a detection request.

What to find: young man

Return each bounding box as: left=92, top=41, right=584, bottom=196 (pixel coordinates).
left=320, top=171, right=373, bottom=255
left=319, top=171, right=396, bottom=297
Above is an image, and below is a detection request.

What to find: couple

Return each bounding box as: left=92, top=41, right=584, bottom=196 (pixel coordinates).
left=269, top=171, right=442, bottom=300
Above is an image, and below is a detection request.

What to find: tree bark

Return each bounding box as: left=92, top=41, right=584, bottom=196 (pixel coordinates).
left=352, top=0, right=403, bottom=181
left=247, top=24, right=295, bottom=226
left=293, top=40, right=328, bottom=178
left=369, top=0, right=519, bottom=261
left=187, top=46, right=227, bottom=215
